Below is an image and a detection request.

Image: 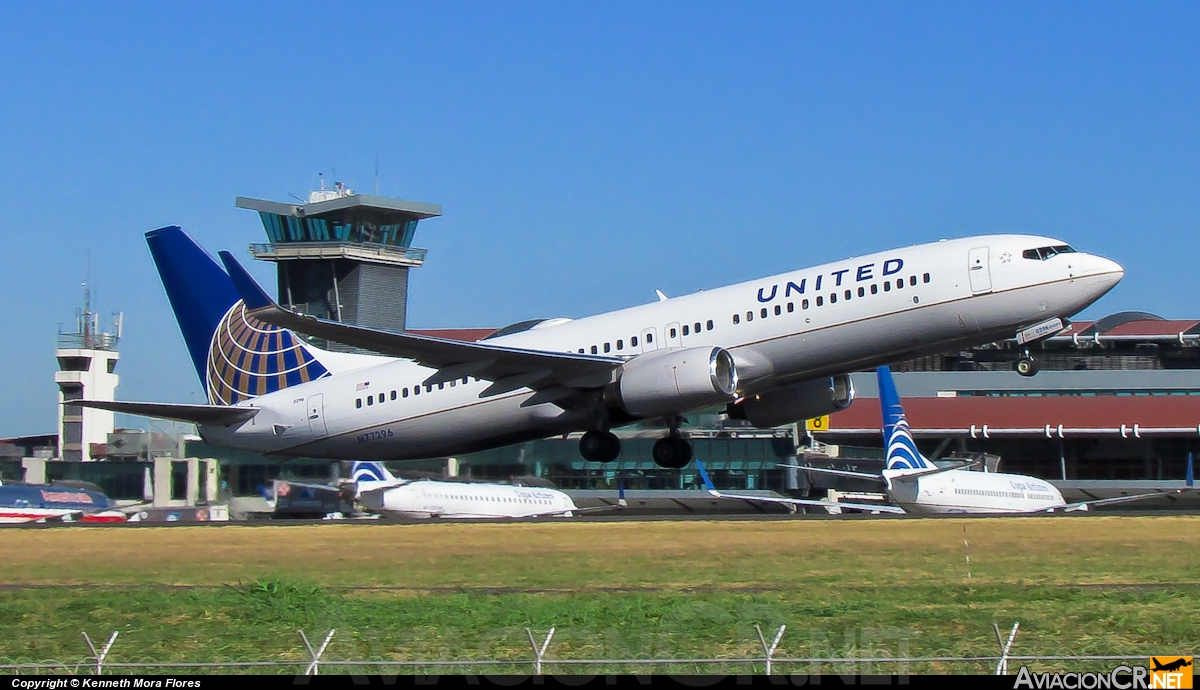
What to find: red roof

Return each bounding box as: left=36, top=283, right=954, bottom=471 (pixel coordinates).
left=1100, top=320, right=1200, bottom=337
left=407, top=328, right=497, bottom=342
left=823, top=396, right=1200, bottom=434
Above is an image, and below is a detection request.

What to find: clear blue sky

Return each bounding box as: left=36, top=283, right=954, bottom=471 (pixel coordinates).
left=1, top=3, right=1197, bottom=436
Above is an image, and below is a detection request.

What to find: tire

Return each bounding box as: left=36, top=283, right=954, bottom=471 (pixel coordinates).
left=653, top=437, right=693, bottom=469
left=1016, top=358, right=1038, bottom=377
left=580, top=430, right=621, bottom=462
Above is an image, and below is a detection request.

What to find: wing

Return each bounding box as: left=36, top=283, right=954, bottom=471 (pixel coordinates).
left=706, top=489, right=906, bottom=514
left=72, top=400, right=259, bottom=426
left=1054, top=489, right=1189, bottom=513
left=218, top=251, right=623, bottom=396
left=780, top=464, right=888, bottom=484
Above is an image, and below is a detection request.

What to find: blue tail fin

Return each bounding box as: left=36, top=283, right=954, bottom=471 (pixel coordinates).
left=1188, top=452, right=1194, bottom=488
left=145, top=226, right=329, bottom=405
left=696, top=460, right=717, bottom=491
left=352, top=462, right=397, bottom=483
left=877, top=366, right=933, bottom=471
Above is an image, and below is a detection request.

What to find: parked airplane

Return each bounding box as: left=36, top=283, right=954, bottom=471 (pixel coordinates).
left=79, top=227, right=1123, bottom=467
left=0, top=481, right=126, bottom=524
left=350, top=461, right=620, bottom=519
left=791, top=366, right=1180, bottom=514
left=697, top=460, right=903, bottom=514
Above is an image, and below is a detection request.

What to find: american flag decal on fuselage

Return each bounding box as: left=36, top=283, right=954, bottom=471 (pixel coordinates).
left=206, top=301, right=330, bottom=405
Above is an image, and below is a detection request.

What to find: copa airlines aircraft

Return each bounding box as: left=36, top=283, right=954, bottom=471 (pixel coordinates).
left=349, top=461, right=616, bottom=518
left=787, top=366, right=1178, bottom=514
left=80, top=226, right=1123, bottom=469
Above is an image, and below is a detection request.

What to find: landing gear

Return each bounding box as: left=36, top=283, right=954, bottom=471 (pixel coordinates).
left=653, top=435, right=693, bottom=469
left=579, top=430, right=621, bottom=462
left=1016, top=349, right=1039, bottom=377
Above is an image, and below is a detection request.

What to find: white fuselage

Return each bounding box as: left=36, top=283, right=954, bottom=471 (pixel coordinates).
left=360, top=480, right=579, bottom=518
left=199, top=234, right=1123, bottom=461
left=885, top=469, right=1067, bottom=515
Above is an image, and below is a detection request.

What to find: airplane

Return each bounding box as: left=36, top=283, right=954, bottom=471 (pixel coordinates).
left=349, top=461, right=623, bottom=519
left=0, top=481, right=127, bottom=524
left=77, top=226, right=1124, bottom=468
left=789, top=366, right=1185, bottom=514
left=1150, top=658, right=1192, bottom=673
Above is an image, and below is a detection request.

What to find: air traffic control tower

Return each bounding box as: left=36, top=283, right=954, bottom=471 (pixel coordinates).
left=236, top=182, right=441, bottom=351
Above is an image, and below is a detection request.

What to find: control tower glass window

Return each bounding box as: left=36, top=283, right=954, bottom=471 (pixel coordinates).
left=258, top=211, right=419, bottom=248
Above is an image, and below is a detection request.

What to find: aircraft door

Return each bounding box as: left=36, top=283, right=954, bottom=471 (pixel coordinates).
left=640, top=327, right=659, bottom=352
left=968, top=247, right=992, bottom=294
left=306, top=394, right=329, bottom=437
left=665, top=322, right=682, bottom=348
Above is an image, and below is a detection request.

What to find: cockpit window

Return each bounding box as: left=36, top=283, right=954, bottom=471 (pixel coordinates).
left=1022, top=245, right=1076, bottom=261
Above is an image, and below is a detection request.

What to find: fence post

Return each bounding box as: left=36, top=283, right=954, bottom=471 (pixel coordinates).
left=299, top=629, right=335, bottom=676
left=82, top=631, right=118, bottom=675
left=525, top=627, right=555, bottom=675
left=993, top=622, right=1019, bottom=675
left=754, top=624, right=786, bottom=675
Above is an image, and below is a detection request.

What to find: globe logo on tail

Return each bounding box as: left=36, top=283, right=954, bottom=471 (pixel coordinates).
left=206, top=301, right=329, bottom=404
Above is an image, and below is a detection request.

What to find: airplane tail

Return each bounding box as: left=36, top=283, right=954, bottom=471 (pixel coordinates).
left=877, top=366, right=934, bottom=472
left=145, top=226, right=331, bottom=405
left=351, top=462, right=400, bottom=484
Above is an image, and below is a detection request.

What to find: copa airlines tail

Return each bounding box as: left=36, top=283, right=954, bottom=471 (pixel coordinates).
left=878, top=366, right=934, bottom=472
left=350, top=461, right=405, bottom=497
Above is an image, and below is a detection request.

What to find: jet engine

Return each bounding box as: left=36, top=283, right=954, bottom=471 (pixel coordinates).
left=610, top=347, right=738, bottom=418
left=726, top=375, right=854, bottom=429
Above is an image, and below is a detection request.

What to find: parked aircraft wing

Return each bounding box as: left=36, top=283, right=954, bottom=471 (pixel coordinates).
left=697, top=461, right=905, bottom=514
left=73, top=400, right=259, bottom=426
left=218, top=251, right=624, bottom=393
left=1054, top=489, right=1189, bottom=513
left=778, top=464, right=887, bottom=483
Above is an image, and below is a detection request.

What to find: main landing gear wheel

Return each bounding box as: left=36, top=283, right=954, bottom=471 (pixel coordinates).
left=579, top=430, right=621, bottom=462
left=1016, top=350, right=1039, bottom=377
left=653, top=436, right=693, bottom=469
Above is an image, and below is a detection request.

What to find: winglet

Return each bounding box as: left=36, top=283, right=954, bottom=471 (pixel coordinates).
left=655, top=290, right=668, bottom=302
left=217, top=251, right=275, bottom=310
left=696, top=460, right=718, bottom=494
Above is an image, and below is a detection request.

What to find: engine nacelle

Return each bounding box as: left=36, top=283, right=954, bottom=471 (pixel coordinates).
left=726, top=375, right=854, bottom=429
left=611, top=347, right=738, bottom=418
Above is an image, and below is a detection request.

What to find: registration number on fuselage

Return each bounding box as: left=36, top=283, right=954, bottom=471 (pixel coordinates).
left=357, top=429, right=395, bottom=443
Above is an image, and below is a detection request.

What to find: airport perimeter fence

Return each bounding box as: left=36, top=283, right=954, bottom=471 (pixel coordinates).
left=0, top=623, right=1187, bottom=676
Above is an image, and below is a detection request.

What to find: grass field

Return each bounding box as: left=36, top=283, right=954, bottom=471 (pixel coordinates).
left=2, top=515, right=1197, bottom=674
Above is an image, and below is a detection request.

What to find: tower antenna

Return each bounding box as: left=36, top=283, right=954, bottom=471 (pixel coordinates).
left=374, top=156, right=380, bottom=196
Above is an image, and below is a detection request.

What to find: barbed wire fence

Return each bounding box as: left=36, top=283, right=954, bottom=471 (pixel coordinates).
left=0, top=622, right=1183, bottom=676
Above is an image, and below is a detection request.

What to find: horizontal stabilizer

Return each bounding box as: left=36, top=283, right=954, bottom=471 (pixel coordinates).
left=778, top=463, right=887, bottom=484
left=74, top=400, right=259, bottom=426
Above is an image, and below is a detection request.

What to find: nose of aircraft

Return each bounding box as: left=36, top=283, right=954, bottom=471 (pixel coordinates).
left=1081, top=254, right=1124, bottom=298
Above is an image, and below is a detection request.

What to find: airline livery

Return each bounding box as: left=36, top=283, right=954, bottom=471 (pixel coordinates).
left=789, top=366, right=1182, bottom=514
left=80, top=226, right=1123, bottom=468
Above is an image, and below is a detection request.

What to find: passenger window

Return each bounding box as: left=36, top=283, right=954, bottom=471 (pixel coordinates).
left=733, top=314, right=740, bottom=324
left=746, top=311, right=754, bottom=322
left=463, top=377, right=469, bottom=384
left=682, top=325, right=690, bottom=336
left=646, top=333, right=653, bottom=343
left=845, top=289, right=851, bottom=300
left=391, top=390, right=397, bottom=400
left=884, top=281, right=891, bottom=292
left=802, top=299, right=809, bottom=309
left=816, top=296, right=823, bottom=306
left=857, top=287, right=865, bottom=298
left=402, top=388, right=409, bottom=398
left=896, top=279, right=904, bottom=290
left=706, top=320, right=713, bottom=330
left=414, top=386, right=420, bottom=395
left=830, top=293, right=837, bottom=304
left=449, top=379, right=456, bottom=387
left=591, top=345, right=598, bottom=354
left=909, top=276, right=917, bottom=286
left=438, top=382, right=445, bottom=390
left=923, top=273, right=930, bottom=283
left=871, top=284, right=878, bottom=294
left=604, top=342, right=611, bottom=353
left=631, top=336, right=639, bottom=346
left=760, top=308, right=768, bottom=318
left=356, top=399, right=362, bottom=409
left=774, top=305, right=781, bottom=316
left=786, top=303, right=794, bottom=313
left=670, top=327, right=678, bottom=337
left=617, top=339, right=624, bottom=350
left=367, top=397, right=374, bottom=406
left=694, top=322, right=701, bottom=333
left=425, top=384, right=433, bottom=393
left=578, top=348, right=585, bottom=353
